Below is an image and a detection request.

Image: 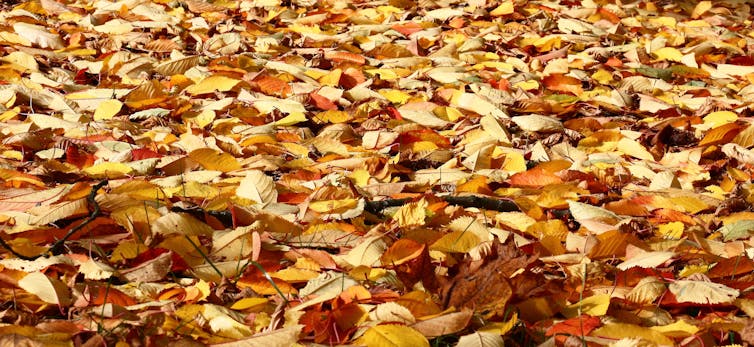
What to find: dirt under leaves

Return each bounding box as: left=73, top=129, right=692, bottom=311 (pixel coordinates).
left=2, top=0, right=754, bottom=346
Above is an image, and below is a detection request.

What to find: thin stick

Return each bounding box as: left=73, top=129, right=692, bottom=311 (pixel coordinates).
left=0, top=180, right=108, bottom=260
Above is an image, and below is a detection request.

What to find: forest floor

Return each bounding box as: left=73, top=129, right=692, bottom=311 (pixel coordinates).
left=1, top=0, right=754, bottom=346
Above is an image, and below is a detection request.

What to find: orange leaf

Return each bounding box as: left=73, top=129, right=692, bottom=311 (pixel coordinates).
left=588, top=230, right=629, bottom=259
left=381, top=239, right=425, bottom=266
left=324, top=51, right=366, bottom=65
left=651, top=208, right=696, bottom=225
left=698, top=123, right=745, bottom=147
left=77, top=284, right=137, bottom=307
left=340, top=67, right=366, bottom=89
left=252, top=74, right=291, bottom=98
left=391, top=22, right=423, bottom=36
left=597, top=7, right=621, bottom=24
left=604, top=199, right=649, bottom=216
left=509, top=167, right=563, bottom=187
left=542, top=74, right=583, bottom=95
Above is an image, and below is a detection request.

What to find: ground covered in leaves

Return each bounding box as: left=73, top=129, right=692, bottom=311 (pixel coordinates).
left=2, top=0, right=754, bottom=345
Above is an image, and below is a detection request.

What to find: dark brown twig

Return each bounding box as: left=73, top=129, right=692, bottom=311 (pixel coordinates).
left=174, top=194, right=520, bottom=223
left=0, top=180, right=108, bottom=260
left=365, top=195, right=520, bottom=214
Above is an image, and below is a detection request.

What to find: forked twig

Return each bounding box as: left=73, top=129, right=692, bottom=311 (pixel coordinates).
left=0, top=180, right=108, bottom=260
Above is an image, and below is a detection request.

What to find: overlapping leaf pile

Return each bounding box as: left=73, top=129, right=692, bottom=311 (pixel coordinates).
left=2, top=0, right=754, bottom=345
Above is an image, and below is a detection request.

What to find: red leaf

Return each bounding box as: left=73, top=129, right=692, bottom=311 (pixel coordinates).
left=131, top=248, right=189, bottom=272
left=309, top=92, right=338, bottom=110
left=385, top=106, right=403, bottom=120
left=65, top=145, right=95, bottom=169
left=546, top=315, right=601, bottom=342
left=131, top=148, right=162, bottom=160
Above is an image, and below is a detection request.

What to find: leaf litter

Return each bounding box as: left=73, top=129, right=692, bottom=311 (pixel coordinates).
left=0, top=0, right=754, bottom=345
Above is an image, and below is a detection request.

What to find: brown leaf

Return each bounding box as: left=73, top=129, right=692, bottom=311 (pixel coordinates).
left=439, top=239, right=525, bottom=316
left=120, top=252, right=172, bottom=283
left=145, top=38, right=183, bottom=53
left=410, top=309, right=473, bottom=338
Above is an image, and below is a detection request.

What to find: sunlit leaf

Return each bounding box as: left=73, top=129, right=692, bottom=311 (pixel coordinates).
left=188, top=148, right=241, bottom=172
left=668, top=279, right=739, bottom=304
left=18, top=272, right=71, bottom=305
left=355, top=324, right=429, bottom=347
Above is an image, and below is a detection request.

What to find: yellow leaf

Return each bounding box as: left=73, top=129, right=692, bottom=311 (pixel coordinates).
left=365, top=68, right=409, bottom=80
left=703, top=111, right=737, bottom=127
left=82, top=162, right=134, bottom=179
left=350, top=266, right=388, bottom=282
left=164, top=181, right=219, bottom=199
left=561, top=294, right=610, bottom=318
left=678, top=264, right=708, bottom=278
left=501, top=151, right=527, bottom=173
left=230, top=297, right=269, bottom=310
left=314, top=110, right=351, bottom=124
left=309, top=199, right=358, bottom=213
left=188, top=148, right=241, bottom=172
left=647, top=16, right=676, bottom=28
left=495, top=212, right=536, bottom=232
left=152, top=212, right=214, bottom=237
left=650, top=320, right=700, bottom=338
left=189, top=109, right=216, bottom=128
left=733, top=124, right=754, bottom=147
left=490, top=0, right=514, bottom=16
left=202, top=304, right=255, bottom=339
left=185, top=75, right=240, bottom=95
left=652, top=47, right=683, bottom=62
left=271, top=268, right=320, bottom=282
left=318, top=68, right=342, bottom=86
left=110, top=240, right=144, bottom=263
left=626, top=277, right=666, bottom=305
left=125, top=80, right=168, bottom=109
left=591, top=69, right=613, bottom=84
left=393, top=199, right=428, bottom=227
left=435, top=106, right=464, bottom=122
left=349, top=168, right=371, bottom=187
left=667, top=195, right=709, bottom=214
left=430, top=230, right=482, bottom=253
left=340, top=236, right=388, bottom=267
left=479, top=312, right=518, bottom=335
left=691, top=1, right=712, bottom=19
left=658, top=221, right=684, bottom=239
left=617, top=138, right=655, bottom=161
left=379, top=89, right=411, bottom=104
left=275, top=112, right=307, bottom=126
left=355, top=325, right=429, bottom=347
left=592, top=323, right=673, bottom=345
